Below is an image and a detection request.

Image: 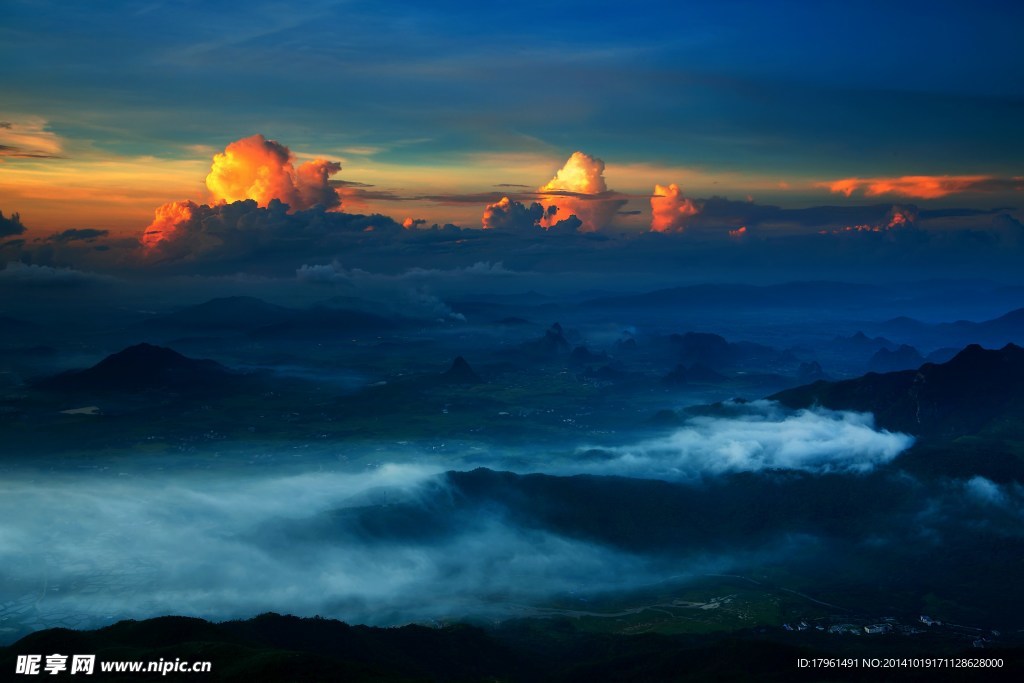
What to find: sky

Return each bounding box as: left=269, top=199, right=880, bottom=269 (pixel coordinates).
left=1, top=0, right=1023, bottom=281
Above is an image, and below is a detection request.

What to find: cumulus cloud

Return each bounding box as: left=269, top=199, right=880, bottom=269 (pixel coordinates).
left=295, top=261, right=351, bottom=284
left=964, top=476, right=1011, bottom=507
left=141, top=135, right=345, bottom=251
left=819, top=204, right=921, bottom=235
left=205, top=134, right=342, bottom=210
left=886, top=204, right=918, bottom=228
left=650, top=183, right=700, bottom=233
left=540, top=151, right=609, bottom=195
left=563, top=401, right=913, bottom=480
left=482, top=196, right=549, bottom=231
left=536, top=151, right=627, bottom=232
left=824, top=175, right=1024, bottom=200
left=141, top=199, right=403, bottom=266
left=141, top=200, right=196, bottom=249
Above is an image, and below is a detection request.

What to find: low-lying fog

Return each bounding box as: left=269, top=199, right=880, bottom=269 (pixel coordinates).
left=6, top=400, right=1021, bottom=642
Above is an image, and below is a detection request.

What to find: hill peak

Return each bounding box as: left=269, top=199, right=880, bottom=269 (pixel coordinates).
left=37, top=343, right=234, bottom=394
left=440, top=356, right=482, bottom=384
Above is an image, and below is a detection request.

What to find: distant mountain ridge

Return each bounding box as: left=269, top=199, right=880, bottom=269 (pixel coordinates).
left=877, top=307, right=1024, bottom=348
left=9, top=611, right=1001, bottom=683
left=771, top=343, right=1024, bottom=438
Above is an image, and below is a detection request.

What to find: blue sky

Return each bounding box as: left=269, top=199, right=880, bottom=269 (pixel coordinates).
left=4, top=0, right=1021, bottom=169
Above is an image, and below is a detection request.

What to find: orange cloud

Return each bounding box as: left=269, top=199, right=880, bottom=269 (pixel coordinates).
left=141, top=135, right=345, bottom=249
left=820, top=204, right=920, bottom=235
left=205, top=134, right=342, bottom=210
left=650, top=183, right=700, bottom=233
left=823, top=175, right=1018, bottom=199
left=886, top=205, right=918, bottom=229
left=141, top=200, right=195, bottom=249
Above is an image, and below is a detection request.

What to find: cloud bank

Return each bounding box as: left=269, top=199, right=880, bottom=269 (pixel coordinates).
left=0, top=261, right=115, bottom=286
left=564, top=401, right=913, bottom=480
left=825, top=175, right=1024, bottom=199
left=0, top=464, right=667, bottom=631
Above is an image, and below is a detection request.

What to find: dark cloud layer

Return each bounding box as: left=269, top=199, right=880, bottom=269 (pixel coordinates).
left=0, top=211, right=27, bottom=238
left=4, top=189, right=1024, bottom=281
left=46, top=228, right=110, bottom=243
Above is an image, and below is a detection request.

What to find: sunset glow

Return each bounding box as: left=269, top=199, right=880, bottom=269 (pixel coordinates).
left=0, top=1, right=1020, bottom=268
left=824, top=175, right=1011, bottom=199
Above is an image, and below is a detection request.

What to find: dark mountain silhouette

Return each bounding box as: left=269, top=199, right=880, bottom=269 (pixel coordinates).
left=797, top=360, right=827, bottom=383
left=0, top=613, right=522, bottom=682
left=966, top=307, right=1024, bottom=335
left=569, top=345, right=608, bottom=367
left=614, top=336, right=638, bottom=354
left=517, top=322, right=571, bottom=360
left=924, top=347, right=961, bottom=364
left=772, top=344, right=1024, bottom=439
left=143, top=296, right=299, bottom=331
left=877, top=307, right=1024, bottom=349
left=306, top=467, right=928, bottom=556
left=666, top=332, right=795, bottom=373
left=9, top=611, right=1003, bottom=683
left=663, top=363, right=690, bottom=385
left=868, top=344, right=924, bottom=373
left=35, top=343, right=241, bottom=394
left=439, top=356, right=482, bottom=384
left=670, top=332, right=735, bottom=369
left=831, top=331, right=897, bottom=354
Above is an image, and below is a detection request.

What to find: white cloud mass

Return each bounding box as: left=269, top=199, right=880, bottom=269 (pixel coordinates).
left=565, top=401, right=914, bottom=479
